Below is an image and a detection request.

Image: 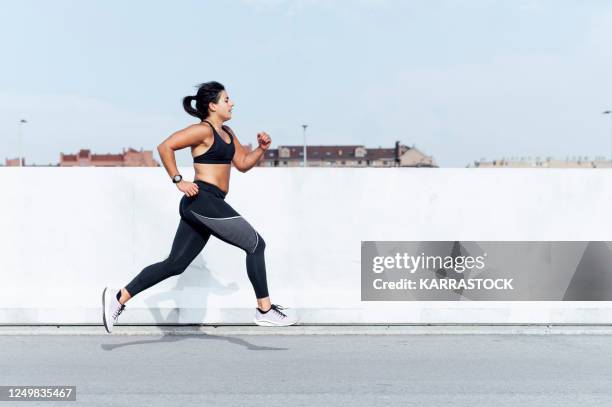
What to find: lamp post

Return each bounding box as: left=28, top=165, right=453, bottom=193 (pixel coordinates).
left=302, top=124, right=308, bottom=167
left=604, top=111, right=612, bottom=165
left=18, top=119, right=27, bottom=167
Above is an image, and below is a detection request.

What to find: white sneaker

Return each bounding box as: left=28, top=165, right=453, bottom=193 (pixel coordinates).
left=102, top=287, right=125, bottom=334
left=254, top=304, right=298, bottom=326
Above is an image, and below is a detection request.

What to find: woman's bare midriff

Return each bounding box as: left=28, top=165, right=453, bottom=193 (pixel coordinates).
left=193, top=163, right=231, bottom=194
left=190, top=123, right=234, bottom=194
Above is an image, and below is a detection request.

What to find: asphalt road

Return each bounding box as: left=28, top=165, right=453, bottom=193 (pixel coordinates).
left=2, top=333, right=612, bottom=406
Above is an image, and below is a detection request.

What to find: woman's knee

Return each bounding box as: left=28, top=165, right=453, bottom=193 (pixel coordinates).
left=163, top=257, right=190, bottom=277
left=254, top=232, right=266, bottom=253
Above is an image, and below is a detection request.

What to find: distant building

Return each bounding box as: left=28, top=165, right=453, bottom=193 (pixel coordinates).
left=258, top=141, right=436, bottom=167
left=60, top=147, right=160, bottom=167
left=469, top=156, right=611, bottom=168
left=3, top=158, right=58, bottom=166
left=4, top=158, right=24, bottom=167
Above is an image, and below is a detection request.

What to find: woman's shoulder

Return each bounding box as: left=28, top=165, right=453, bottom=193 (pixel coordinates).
left=169, top=122, right=213, bottom=147
left=185, top=122, right=214, bottom=138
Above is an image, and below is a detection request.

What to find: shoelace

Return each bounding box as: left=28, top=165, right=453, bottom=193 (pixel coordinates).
left=112, top=304, right=125, bottom=320
left=270, top=304, right=287, bottom=318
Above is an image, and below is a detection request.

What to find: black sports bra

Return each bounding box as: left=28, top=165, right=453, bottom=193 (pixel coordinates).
left=193, top=120, right=235, bottom=164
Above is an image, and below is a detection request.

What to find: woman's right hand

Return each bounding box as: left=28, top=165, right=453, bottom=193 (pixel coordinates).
left=176, top=181, right=199, bottom=197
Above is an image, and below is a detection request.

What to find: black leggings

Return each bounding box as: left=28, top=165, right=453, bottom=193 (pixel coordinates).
left=124, top=180, right=269, bottom=299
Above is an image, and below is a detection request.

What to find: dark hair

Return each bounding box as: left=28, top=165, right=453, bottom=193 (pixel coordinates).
left=182, top=81, right=225, bottom=121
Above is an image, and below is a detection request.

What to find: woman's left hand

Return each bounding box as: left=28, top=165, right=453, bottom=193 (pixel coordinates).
left=257, top=132, right=271, bottom=151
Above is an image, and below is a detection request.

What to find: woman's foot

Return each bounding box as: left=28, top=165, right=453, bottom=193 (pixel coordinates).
left=102, top=287, right=126, bottom=333
left=254, top=304, right=298, bottom=326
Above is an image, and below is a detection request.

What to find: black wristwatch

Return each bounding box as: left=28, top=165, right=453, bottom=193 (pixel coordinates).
left=172, top=174, right=183, bottom=184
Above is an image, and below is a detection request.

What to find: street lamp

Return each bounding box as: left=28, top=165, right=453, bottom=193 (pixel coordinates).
left=604, top=111, right=612, bottom=165
left=18, top=119, right=27, bottom=167
left=302, top=124, right=308, bottom=167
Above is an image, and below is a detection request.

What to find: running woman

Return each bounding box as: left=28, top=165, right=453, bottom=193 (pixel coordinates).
left=102, top=81, right=298, bottom=333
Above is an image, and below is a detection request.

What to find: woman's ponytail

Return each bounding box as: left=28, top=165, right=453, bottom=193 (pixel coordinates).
left=182, top=95, right=202, bottom=120
left=182, top=81, right=225, bottom=121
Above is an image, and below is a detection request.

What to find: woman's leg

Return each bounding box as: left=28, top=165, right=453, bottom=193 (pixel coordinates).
left=185, top=198, right=271, bottom=308
left=121, top=218, right=211, bottom=303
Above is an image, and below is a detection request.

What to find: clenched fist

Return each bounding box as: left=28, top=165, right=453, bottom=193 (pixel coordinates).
left=257, top=132, right=272, bottom=151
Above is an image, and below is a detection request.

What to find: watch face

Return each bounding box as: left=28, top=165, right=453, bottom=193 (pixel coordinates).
left=173, top=175, right=182, bottom=183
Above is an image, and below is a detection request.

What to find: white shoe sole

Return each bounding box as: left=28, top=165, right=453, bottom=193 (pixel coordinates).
left=253, top=318, right=299, bottom=327
left=102, top=287, right=113, bottom=334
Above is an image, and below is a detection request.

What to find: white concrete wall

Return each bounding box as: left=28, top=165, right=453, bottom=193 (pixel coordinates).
left=2, top=167, right=612, bottom=324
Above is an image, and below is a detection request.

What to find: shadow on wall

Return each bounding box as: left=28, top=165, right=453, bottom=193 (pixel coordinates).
left=143, top=254, right=240, bottom=324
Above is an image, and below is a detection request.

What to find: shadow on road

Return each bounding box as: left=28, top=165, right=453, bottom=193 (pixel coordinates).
left=100, top=333, right=288, bottom=351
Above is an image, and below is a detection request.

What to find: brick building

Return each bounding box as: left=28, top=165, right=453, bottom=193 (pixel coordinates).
left=4, top=158, right=24, bottom=167
left=60, top=148, right=160, bottom=167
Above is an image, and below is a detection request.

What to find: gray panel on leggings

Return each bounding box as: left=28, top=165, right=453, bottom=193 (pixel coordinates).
left=191, top=211, right=259, bottom=253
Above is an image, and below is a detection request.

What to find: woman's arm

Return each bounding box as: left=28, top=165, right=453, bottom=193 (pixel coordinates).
left=157, top=124, right=210, bottom=179
left=227, top=126, right=271, bottom=172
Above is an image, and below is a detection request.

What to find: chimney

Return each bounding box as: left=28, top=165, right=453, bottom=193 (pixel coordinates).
left=394, top=141, right=400, bottom=165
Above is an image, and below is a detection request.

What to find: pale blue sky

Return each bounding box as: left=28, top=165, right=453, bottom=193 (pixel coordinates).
left=1, top=0, right=611, bottom=166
